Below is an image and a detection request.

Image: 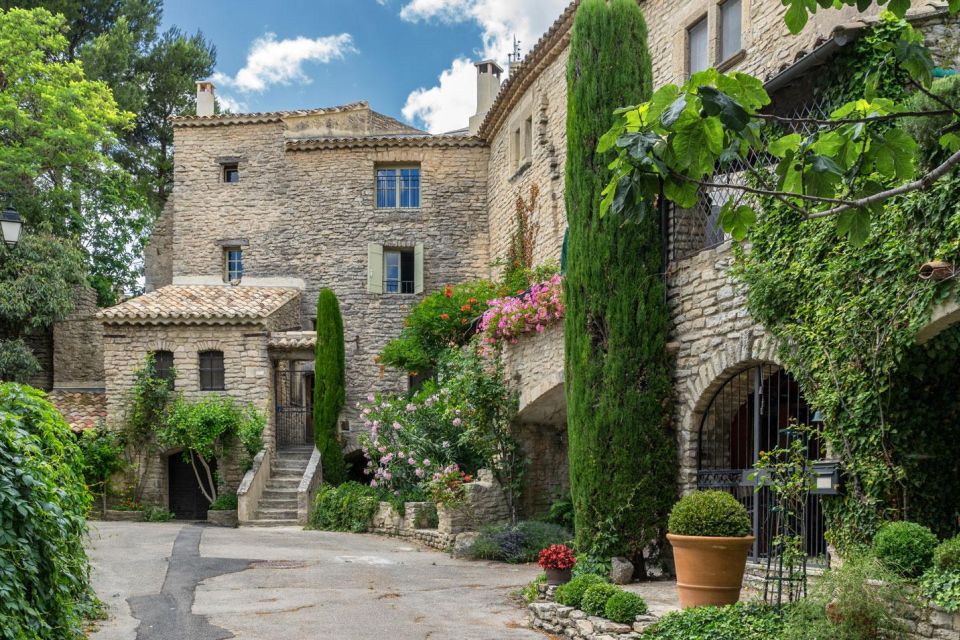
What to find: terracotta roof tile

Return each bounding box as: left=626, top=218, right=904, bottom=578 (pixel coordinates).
left=268, top=331, right=317, bottom=350
left=285, top=133, right=485, bottom=151
left=172, top=101, right=371, bottom=127
left=98, top=285, right=301, bottom=325
left=48, top=391, right=106, bottom=432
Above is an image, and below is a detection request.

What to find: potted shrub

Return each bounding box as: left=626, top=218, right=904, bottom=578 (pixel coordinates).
left=207, top=491, right=239, bottom=528
left=538, top=543, right=577, bottom=585
left=667, top=490, right=754, bottom=608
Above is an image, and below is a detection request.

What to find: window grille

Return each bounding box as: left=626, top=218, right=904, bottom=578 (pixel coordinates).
left=199, top=350, right=225, bottom=391
left=376, top=167, right=420, bottom=208
left=384, top=249, right=415, bottom=294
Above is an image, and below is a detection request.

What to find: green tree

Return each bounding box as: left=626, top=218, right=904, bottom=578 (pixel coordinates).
left=780, top=0, right=959, bottom=34
left=77, top=428, right=127, bottom=514
left=1, top=1, right=216, bottom=302
left=564, top=0, right=675, bottom=574
left=314, top=288, right=347, bottom=485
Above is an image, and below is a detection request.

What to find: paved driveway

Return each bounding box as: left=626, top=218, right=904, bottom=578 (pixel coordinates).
left=86, top=521, right=543, bottom=640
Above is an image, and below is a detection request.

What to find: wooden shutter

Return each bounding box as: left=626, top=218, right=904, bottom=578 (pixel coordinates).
left=367, top=243, right=383, bottom=294
left=414, top=242, right=424, bottom=294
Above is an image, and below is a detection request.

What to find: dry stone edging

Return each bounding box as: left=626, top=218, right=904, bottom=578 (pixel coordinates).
left=527, top=596, right=660, bottom=639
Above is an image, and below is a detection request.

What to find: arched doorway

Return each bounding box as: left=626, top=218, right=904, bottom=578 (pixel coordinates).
left=697, top=364, right=827, bottom=563
left=168, top=453, right=217, bottom=520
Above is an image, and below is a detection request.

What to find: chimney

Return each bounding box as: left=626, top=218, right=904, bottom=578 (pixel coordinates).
left=196, top=80, right=215, bottom=117
left=468, top=60, right=503, bottom=135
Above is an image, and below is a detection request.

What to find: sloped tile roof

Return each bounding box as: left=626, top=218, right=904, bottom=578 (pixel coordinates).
left=268, top=331, right=317, bottom=350
left=285, top=133, right=485, bottom=151
left=172, top=101, right=371, bottom=127
left=98, top=285, right=301, bottom=325
left=48, top=391, right=106, bottom=432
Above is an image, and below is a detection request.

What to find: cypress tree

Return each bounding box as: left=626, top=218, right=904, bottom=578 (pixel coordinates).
left=313, top=288, right=347, bottom=485
left=564, top=0, right=675, bottom=574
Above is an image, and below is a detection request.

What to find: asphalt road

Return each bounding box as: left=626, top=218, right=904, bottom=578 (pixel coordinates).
left=85, top=521, right=543, bottom=640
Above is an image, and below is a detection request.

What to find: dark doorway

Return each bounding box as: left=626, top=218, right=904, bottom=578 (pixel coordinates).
left=168, top=453, right=216, bottom=520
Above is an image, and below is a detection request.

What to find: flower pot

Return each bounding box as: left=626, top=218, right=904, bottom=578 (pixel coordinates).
left=545, top=567, right=572, bottom=585
left=667, top=533, right=755, bottom=608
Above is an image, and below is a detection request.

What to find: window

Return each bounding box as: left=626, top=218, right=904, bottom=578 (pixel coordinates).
left=512, top=128, right=522, bottom=167
left=523, top=116, right=533, bottom=162
left=152, top=350, right=175, bottom=389
left=224, top=248, right=243, bottom=283
left=687, top=16, right=709, bottom=76
left=367, top=243, right=424, bottom=295
left=376, top=166, right=420, bottom=208
left=720, top=0, right=742, bottom=62
left=384, top=249, right=415, bottom=294
left=222, top=163, right=239, bottom=183
left=198, top=350, right=225, bottom=391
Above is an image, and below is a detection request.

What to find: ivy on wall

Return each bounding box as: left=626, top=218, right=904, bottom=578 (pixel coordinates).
left=734, top=19, right=960, bottom=547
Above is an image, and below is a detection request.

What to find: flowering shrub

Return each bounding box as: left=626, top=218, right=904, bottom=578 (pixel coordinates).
left=479, top=274, right=564, bottom=346
left=538, top=544, right=577, bottom=571
left=426, top=464, right=473, bottom=506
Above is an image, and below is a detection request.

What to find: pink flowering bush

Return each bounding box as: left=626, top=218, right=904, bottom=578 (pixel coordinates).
left=478, top=274, right=564, bottom=346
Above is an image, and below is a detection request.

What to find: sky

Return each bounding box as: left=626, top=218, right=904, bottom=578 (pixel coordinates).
left=161, top=0, right=571, bottom=133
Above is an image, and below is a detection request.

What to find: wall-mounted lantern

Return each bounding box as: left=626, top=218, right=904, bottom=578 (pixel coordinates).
left=811, top=460, right=843, bottom=495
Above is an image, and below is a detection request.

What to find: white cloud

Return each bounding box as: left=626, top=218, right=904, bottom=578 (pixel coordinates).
left=215, top=93, right=248, bottom=114
left=399, top=0, right=570, bottom=133
left=213, top=32, right=356, bottom=93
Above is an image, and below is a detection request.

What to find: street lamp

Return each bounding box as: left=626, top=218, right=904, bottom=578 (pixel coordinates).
left=0, top=194, right=23, bottom=248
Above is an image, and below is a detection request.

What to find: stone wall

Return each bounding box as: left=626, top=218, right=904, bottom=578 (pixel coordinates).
left=144, top=202, right=173, bottom=292
left=53, top=285, right=104, bottom=389
left=901, top=601, right=960, bottom=640
left=370, top=501, right=456, bottom=551
left=167, top=119, right=490, bottom=447
left=528, top=598, right=659, bottom=639
left=485, top=49, right=568, bottom=278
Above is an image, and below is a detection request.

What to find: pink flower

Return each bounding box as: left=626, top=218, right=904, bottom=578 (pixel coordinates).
left=452, top=417, right=462, bottom=427
left=370, top=480, right=378, bottom=487
left=406, top=403, right=416, bottom=412
left=408, top=457, right=416, bottom=465
left=367, top=393, right=375, bottom=402
left=415, top=468, right=425, bottom=478
left=423, top=458, right=430, bottom=466
left=392, top=421, right=402, bottom=430
left=378, top=446, right=387, bottom=453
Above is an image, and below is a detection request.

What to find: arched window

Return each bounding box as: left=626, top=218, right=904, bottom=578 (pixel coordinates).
left=698, top=364, right=827, bottom=563
left=198, top=350, right=225, bottom=391
left=151, top=350, right=175, bottom=389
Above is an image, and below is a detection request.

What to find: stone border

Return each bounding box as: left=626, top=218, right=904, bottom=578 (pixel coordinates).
left=528, top=596, right=659, bottom=639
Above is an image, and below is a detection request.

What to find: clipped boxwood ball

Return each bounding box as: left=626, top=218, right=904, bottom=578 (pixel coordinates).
left=934, top=536, right=960, bottom=572
left=581, top=583, right=623, bottom=617
left=604, top=590, right=648, bottom=624
left=554, top=574, right=606, bottom=609
left=872, top=521, right=937, bottom=578
left=668, top=490, right=752, bottom=537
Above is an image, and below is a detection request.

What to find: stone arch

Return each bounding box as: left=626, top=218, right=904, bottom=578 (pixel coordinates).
left=195, top=339, right=223, bottom=353
left=150, top=338, right=175, bottom=352
left=916, top=297, right=960, bottom=345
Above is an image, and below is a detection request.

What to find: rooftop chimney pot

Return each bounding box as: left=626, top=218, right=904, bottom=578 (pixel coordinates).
left=196, top=81, right=215, bottom=117
left=468, top=60, right=503, bottom=135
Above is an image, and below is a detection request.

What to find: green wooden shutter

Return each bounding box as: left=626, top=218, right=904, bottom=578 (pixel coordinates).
left=414, top=242, right=424, bottom=294
left=367, top=243, right=383, bottom=294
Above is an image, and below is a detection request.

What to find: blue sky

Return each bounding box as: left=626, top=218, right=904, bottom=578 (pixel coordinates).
left=160, top=0, right=571, bottom=132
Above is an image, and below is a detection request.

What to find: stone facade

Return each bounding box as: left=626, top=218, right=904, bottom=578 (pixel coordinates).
left=53, top=285, right=104, bottom=390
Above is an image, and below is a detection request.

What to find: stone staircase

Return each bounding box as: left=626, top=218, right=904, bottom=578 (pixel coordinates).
left=247, top=446, right=313, bottom=527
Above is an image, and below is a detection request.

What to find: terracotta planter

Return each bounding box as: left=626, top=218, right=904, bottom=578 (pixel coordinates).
left=545, top=567, right=572, bottom=585
left=668, top=533, right=755, bottom=608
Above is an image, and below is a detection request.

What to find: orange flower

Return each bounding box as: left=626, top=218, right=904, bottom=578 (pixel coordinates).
left=444, top=286, right=453, bottom=298
left=468, top=297, right=478, bottom=304
left=461, top=304, right=471, bottom=312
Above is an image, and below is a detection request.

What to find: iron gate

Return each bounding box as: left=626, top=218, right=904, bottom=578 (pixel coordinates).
left=274, top=366, right=313, bottom=448
left=697, top=364, right=828, bottom=564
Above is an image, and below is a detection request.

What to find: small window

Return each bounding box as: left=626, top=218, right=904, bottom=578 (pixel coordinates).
left=523, top=116, right=533, bottom=162
left=340, top=420, right=350, bottom=432
left=224, top=248, right=243, bottom=283
left=152, top=350, right=175, bottom=389
left=384, top=249, right=415, bottom=294
left=198, top=350, right=225, bottom=391
left=720, top=0, right=742, bottom=62
left=687, top=16, right=709, bottom=76
left=222, top=163, right=239, bottom=183
left=512, top=128, right=522, bottom=167
left=376, top=166, right=420, bottom=209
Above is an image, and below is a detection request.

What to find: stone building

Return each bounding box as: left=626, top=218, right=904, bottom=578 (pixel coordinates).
left=97, top=0, right=960, bottom=529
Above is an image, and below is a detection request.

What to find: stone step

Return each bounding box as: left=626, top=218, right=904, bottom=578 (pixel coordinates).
left=260, top=497, right=298, bottom=509
left=267, top=477, right=301, bottom=487
left=273, top=463, right=309, bottom=473
left=257, top=508, right=298, bottom=519
left=244, top=519, right=301, bottom=527
left=262, top=489, right=298, bottom=500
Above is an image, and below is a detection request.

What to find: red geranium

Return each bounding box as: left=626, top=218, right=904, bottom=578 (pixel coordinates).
left=537, top=544, right=577, bottom=571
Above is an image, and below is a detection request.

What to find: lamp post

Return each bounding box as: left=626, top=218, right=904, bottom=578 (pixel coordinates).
left=0, top=193, right=23, bottom=248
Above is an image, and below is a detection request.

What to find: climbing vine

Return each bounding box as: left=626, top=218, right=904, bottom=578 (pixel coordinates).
left=733, top=19, right=960, bottom=548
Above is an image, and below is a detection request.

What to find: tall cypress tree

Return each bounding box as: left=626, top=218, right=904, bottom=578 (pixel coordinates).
left=564, top=0, right=675, bottom=574
left=314, top=288, right=347, bottom=485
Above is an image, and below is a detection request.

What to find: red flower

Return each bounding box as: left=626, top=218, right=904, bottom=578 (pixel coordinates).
left=444, top=286, right=453, bottom=298
left=468, top=297, right=478, bottom=304
left=440, top=313, right=450, bottom=320
left=461, top=304, right=471, bottom=312
left=537, top=544, right=577, bottom=571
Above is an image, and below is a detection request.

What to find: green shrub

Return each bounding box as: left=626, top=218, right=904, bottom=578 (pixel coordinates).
left=209, top=492, right=238, bottom=511
left=544, top=494, right=575, bottom=531
left=463, top=521, right=572, bottom=563
left=309, top=482, right=379, bottom=532
left=649, top=603, right=784, bottom=640
left=76, top=428, right=127, bottom=512
left=783, top=553, right=907, bottom=640
left=554, top=574, right=606, bottom=608
left=0, top=383, right=96, bottom=638
left=604, top=590, right=647, bottom=623
left=934, top=536, right=960, bottom=572
left=872, top=520, right=937, bottom=578
left=920, top=569, right=960, bottom=613
left=572, top=554, right=611, bottom=578
left=314, top=288, right=347, bottom=485
left=580, top=582, right=622, bottom=617
left=668, top=490, right=751, bottom=537
left=904, top=75, right=960, bottom=170
left=520, top=574, right=547, bottom=604
left=143, top=506, right=175, bottom=522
